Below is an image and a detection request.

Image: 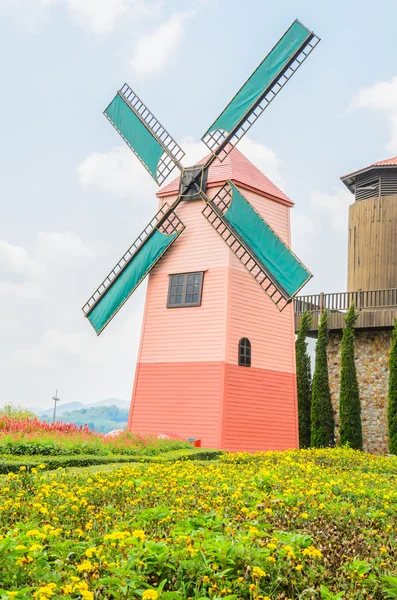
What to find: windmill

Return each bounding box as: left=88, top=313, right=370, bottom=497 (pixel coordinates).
left=82, top=19, right=320, bottom=451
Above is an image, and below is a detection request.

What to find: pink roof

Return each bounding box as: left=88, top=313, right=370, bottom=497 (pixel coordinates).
left=373, top=156, right=397, bottom=167
left=342, top=155, right=397, bottom=180
left=157, top=147, right=292, bottom=206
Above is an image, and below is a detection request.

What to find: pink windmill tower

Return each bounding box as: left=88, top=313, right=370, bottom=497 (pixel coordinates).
left=82, top=20, right=320, bottom=451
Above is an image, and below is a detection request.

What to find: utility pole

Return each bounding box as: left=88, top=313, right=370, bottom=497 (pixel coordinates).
left=52, top=389, right=60, bottom=424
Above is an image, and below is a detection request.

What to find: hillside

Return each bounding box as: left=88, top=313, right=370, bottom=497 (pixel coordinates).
left=41, top=403, right=129, bottom=433
left=37, top=398, right=129, bottom=418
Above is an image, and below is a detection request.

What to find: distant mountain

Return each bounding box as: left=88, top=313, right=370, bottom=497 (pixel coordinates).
left=38, top=402, right=85, bottom=417
left=60, top=405, right=129, bottom=434
left=37, top=398, right=129, bottom=417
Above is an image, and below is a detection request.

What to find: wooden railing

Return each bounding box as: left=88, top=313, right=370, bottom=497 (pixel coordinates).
left=294, top=288, right=397, bottom=316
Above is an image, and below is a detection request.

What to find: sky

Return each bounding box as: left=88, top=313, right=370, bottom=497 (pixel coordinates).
left=1, top=0, right=397, bottom=410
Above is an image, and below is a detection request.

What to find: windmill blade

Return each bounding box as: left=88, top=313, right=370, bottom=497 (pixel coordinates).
left=82, top=205, right=185, bottom=335
left=104, top=83, right=185, bottom=185
left=201, top=20, right=320, bottom=161
left=202, top=181, right=311, bottom=310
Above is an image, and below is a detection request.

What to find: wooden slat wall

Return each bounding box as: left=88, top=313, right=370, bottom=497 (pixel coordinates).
left=348, top=195, right=397, bottom=291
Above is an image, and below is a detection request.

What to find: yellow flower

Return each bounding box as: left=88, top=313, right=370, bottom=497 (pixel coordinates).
left=5, top=593, right=18, bottom=599
left=252, top=566, right=266, bottom=578
left=19, top=466, right=26, bottom=471
left=266, top=542, right=276, bottom=550
left=38, top=464, right=46, bottom=469
left=142, top=590, right=159, bottom=600
left=61, top=585, right=73, bottom=594
left=132, top=529, right=146, bottom=541
left=76, top=559, right=95, bottom=573
left=300, top=512, right=309, bottom=519
left=295, top=564, right=303, bottom=571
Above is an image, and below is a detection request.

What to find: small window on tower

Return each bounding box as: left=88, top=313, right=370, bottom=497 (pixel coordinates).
left=238, top=338, right=251, bottom=367
left=167, top=272, right=204, bottom=308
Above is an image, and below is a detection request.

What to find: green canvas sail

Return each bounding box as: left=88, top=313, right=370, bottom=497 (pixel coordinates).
left=105, top=94, right=164, bottom=182
left=223, top=182, right=311, bottom=298
left=87, top=229, right=180, bottom=334
left=204, top=20, right=311, bottom=138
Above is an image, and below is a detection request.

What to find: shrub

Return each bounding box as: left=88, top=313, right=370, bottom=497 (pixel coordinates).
left=339, top=304, right=362, bottom=450
left=296, top=311, right=312, bottom=448
left=311, top=310, right=335, bottom=448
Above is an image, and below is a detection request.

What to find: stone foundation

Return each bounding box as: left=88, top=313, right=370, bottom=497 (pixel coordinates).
left=327, top=330, right=391, bottom=454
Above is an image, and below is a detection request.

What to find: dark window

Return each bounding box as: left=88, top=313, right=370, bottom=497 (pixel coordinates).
left=167, top=272, right=204, bottom=308
left=238, top=338, right=251, bottom=367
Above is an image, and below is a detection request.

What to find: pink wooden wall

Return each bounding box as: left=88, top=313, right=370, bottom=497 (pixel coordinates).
left=129, top=158, right=299, bottom=451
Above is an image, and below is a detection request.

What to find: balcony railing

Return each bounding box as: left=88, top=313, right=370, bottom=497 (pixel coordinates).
left=294, top=288, right=397, bottom=315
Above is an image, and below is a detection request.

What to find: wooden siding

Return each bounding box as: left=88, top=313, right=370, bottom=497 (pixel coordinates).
left=227, top=269, right=296, bottom=372
left=130, top=181, right=298, bottom=450
left=138, top=197, right=230, bottom=364
left=129, top=361, right=224, bottom=448
left=295, top=308, right=397, bottom=335
left=221, top=365, right=298, bottom=451
left=348, top=195, right=397, bottom=291
left=226, top=184, right=296, bottom=373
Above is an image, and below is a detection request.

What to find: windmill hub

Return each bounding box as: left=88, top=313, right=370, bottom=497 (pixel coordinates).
left=179, top=166, right=208, bottom=200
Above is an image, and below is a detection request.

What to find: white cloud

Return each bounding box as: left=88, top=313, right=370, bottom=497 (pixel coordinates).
left=14, top=310, right=141, bottom=369
left=37, top=232, right=95, bottom=261
left=0, top=0, right=59, bottom=31
left=291, top=211, right=316, bottom=240
left=78, top=145, right=157, bottom=200
left=310, top=187, right=353, bottom=232
left=129, top=11, right=193, bottom=76
left=0, top=281, right=44, bottom=299
left=0, top=240, right=44, bottom=279
left=351, top=76, right=397, bottom=153
left=0, top=0, right=161, bottom=34
left=67, top=0, right=161, bottom=35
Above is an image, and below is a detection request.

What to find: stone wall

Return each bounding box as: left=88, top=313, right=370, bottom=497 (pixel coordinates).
left=327, top=330, right=391, bottom=454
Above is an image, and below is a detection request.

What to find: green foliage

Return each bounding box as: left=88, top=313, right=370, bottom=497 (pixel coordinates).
left=311, top=310, right=335, bottom=448
left=0, top=448, right=223, bottom=474
left=296, top=311, right=312, bottom=448
left=388, top=319, right=397, bottom=454
left=0, top=433, right=191, bottom=457
left=1, top=447, right=397, bottom=598
left=339, top=304, right=362, bottom=450
left=0, top=403, right=35, bottom=419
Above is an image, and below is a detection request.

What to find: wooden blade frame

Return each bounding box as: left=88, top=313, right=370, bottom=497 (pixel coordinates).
left=201, top=183, right=311, bottom=311
left=82, top=204, right=184, bottom=333
left=202, top=21, right=320, bottom=162
left=105, top=83, right=185, bottom=185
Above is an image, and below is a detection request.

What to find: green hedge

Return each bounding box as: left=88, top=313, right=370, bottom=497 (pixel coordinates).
left=0, top=448, right=223, bottom=474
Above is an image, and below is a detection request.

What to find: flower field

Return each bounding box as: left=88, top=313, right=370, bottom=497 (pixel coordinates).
left=0, top=417, right=191, bottom=457
left=1, top=449, right=397, bottom=599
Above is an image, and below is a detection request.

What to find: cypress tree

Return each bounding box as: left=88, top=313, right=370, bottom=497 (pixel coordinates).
left=311, top=309, right=335, bottom=448
left=296, top=311, right=312, bottom=448
left=339, top=304, right=362, bottom=450
left=388, top=319, right=397, bottom=454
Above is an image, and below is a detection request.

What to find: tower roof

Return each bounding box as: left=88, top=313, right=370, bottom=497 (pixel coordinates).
left=341, top=156, right=397, bottom=193
left=157, top=147, right=292, bottom=206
